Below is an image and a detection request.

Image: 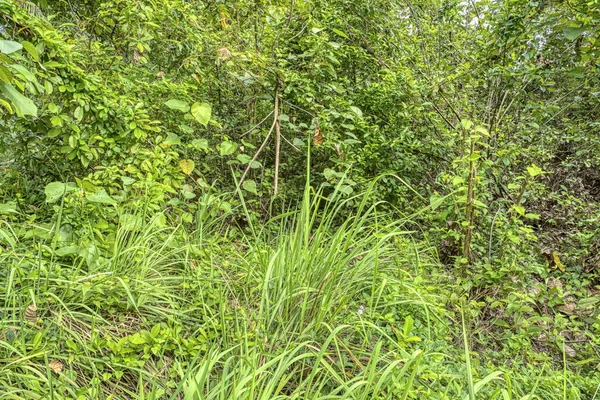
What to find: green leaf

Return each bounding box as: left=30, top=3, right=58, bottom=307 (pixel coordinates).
left=86, top=189, right=117, bottom=205
left=0, top=65, right=12, bottom=83
left=10, top=64, right=36, bottom=82
left=191, top=138, right=209, bottom=150
left=45, top=182, right=76, bottom=203
left=526, top=164, right=543, bottom=178
left=0, top=202, right=17, bottom=214
left=165, top=99, right=190, bottom=112
left=0, top=83, right=37, bottom=117
left=21, top=41, right=39, bottom=62
left=332, top=28, right=349, bottom=39
left=403, top=316, right=414, bottom=338
left=461, top=119, right=473, bottom=130
left=179, top=159, right=195, bottom=175
left=191, top=102, right=211, bottom=127
left=0, top=40, right=22, bottom=54
left=74, top=106, right=83, bottom=121
left=474, top=126, right=489, bottom=136
left=163, top=132, right=181, bottom=146
left=563, top=26, right=585, bottom=41
left=349, top=106, right=363, bottom=118
left=242, top=180, right=258, bottom=195
left=429, top=194, right=443, bottom=210
left=218, top=141, right=237, bottom=156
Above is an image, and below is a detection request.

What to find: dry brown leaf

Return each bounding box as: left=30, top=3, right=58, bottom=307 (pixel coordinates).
left=24, top=304, right=37, bottom=323
left=133, top=48, right=143, bottom=64
left=313, top=125, right=323, bottom=146
left=155, top=71, right=165, bottom=78
left=558, top=301, right=576, bottom=315
left=564, top=344, right=576, bottom=357
left=216, top=47, right=231, bottom=59
left=49, top=360, right=63, bottom=374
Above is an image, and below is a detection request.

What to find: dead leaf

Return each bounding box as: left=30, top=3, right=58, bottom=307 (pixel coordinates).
left=24, top=304, right=37, bottom=323
left=49, top=360, right=63, bottom=374
left=313, top=125, right=323, bottom=146
left=216, top=47, right=231, bottom=59
left=155, top=71, right=165, bottom=78
left=564, top=343, right=576, bottom=357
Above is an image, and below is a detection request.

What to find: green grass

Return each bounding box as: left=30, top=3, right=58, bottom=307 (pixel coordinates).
left=0, top=183, right=598, bottom=399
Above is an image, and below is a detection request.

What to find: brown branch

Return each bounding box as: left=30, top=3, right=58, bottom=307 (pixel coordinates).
left=234, top=89, right=279, bottom=196
left=273, top=103, right=282, bottom=195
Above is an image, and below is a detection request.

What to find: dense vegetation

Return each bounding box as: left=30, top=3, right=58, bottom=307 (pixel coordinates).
left=1, top=0, right=600, bottom=398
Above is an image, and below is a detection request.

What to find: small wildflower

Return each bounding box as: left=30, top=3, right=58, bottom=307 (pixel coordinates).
left=357, top=305, right=364, bottom=315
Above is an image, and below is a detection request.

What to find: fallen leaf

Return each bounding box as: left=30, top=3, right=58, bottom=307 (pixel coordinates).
left=313, top=125, right=323, bottom=146
left=564, top=343, right=576, bottom=358
left=49, top=360, right=63, bottom=374
left=24, top=304, right=37, bottom=323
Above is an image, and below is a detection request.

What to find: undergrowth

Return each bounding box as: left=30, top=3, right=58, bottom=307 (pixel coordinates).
left=0, top=182, right=598, bottom=399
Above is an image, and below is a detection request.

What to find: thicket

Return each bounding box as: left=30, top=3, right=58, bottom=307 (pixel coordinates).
left=0, top=0, right=599, bottom=398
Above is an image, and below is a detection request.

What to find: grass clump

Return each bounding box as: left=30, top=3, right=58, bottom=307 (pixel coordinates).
left=0, top=184, right=598, bottom=399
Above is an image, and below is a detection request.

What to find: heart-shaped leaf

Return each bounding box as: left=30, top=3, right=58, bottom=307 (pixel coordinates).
left=191, top=102, right=211, bottom=127
left=563, top=26, right=585, bottom=41
left=163, top=132, right=181, bottom=146
left=179, top=159, right=195, bottom=175
left=243, top=180, right=258, bottom=195
left=219, top=141, right=237, bottom=156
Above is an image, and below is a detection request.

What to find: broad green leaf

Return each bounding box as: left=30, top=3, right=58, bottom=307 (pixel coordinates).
left=219, top=141, right=237, bottom=156
left=55, top=246, right=79, bottom=257
left=429, top=194, right=443, bottom=210
left=243, top=180, right=258, bottom=195
left=0, top=65, right=12, bottom=83
left=349, top=106, right=363, bottom=118
left=237, top=154, right=251, bottom=163
left=165, top=99, right=190, bottom=112
left=74, top=106, right=83, bottom=121
left=179, top=159, right=195, bottom=175
left=0, top=83, right=37, bottom=117
left=10, top=64, right=36, bottom=82
left=461, top=119, right=473, bottom=130
left=21, top=41, right=39, bottom=62
left=0, top=202, right=17, bottom=214
left=45, top=182, right=76, bottom=203
left=86, top=189, right=117, bottom=205
left=0, top=40, right=22, bottom=54
left=0, top=99, right=11, bottom=113
left=475, top=126, right=489, bottom=136
left=563, top=26, right=585, bottom=41
left=191, top=102, right=211, bottom=127
left=526, top=164, right=543, bottom=178
left=191, top=138, right=209, bottom=150
left=121, top=176, right=135, bottom=185
left=163, top=132, right=181, bottom=146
